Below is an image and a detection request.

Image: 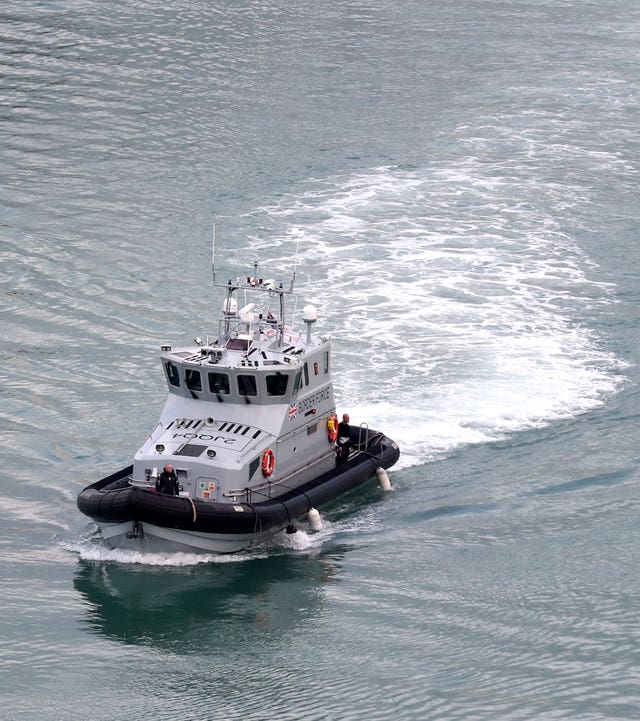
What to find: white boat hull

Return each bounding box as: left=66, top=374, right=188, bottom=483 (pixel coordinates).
left=98, top=519, right=284, bottom=554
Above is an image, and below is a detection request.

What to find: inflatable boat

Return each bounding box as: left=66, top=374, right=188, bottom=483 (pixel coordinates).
left=77, top=247, right=399, bottom=553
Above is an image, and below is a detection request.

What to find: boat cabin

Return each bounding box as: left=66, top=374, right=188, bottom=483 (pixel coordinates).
left=131, top=273, right=337, bottom=504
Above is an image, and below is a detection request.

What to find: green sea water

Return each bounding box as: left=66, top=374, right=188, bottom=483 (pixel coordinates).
left=1, top=2, right=639, bottom=719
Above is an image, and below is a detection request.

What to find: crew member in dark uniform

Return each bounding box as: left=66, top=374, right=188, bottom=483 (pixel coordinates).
left=156, top=463, right=180, bottom=495
left=336, top=413, right=352, bottom=464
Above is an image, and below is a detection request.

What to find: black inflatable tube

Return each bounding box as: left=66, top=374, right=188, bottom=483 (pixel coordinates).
left=77, top=432, right=399, bottom=536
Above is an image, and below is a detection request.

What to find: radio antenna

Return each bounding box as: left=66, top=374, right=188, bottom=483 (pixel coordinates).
left=290, top=238, right=300, bottom=292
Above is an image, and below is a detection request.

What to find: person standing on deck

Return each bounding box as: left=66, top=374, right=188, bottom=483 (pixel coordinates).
left=336, top=413, right=352, bottom=464
left=156, top=464, right=180, bottom=495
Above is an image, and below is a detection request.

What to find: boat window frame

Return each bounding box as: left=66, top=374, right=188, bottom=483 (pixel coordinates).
left=266, top=372, right=289, bottom=397
left=292, top=369, right=303, bottom=396
left=208, top=371, right=230, bottom=395
left=165, top=361, right=180, bottom=387
left=185, top=368, right=202, bottom=392
left=237, top=374, right=258, bottom=397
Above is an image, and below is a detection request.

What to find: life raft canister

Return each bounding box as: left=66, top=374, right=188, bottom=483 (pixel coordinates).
left=327, top=413, right=338, bottom=443
left=262, top=448, right=275, bottom=477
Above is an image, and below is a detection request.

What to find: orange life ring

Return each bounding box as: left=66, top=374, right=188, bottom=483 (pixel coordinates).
left=262, top=448, right=275, bottom=477
left=327, top=413, right=338, bottom=443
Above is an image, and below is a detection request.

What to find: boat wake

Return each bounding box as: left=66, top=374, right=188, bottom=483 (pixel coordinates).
left=232, top=163, right=627, bottom=469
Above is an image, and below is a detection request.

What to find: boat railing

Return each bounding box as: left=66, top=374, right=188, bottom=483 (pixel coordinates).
left=222, top=450, right=335, bottom=503
left=130, top=478, right=154, bottom=489
left=139, top=422, right=164, bottom=447
left=355, top=422, right=370, bottom=451
left=352, top=423, right=385, bottom=461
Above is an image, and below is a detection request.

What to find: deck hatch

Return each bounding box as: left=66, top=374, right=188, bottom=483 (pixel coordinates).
left=174, top=443, right=208, bottom=457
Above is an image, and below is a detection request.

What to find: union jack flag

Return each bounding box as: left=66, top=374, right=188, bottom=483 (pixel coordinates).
left=288, top=403, right=298, bottom=420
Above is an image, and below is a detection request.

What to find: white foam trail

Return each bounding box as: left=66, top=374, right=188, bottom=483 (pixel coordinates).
left=62, top=539, right=262, bottom=565
left=270, top=519, right=337, bottom=552
left=238, top=164, right=625, bottom=468
left=272, top=529, right=317, bottom=551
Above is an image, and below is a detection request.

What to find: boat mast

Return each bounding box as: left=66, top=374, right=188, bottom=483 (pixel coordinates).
left=210, top=223, right=301, bottom=347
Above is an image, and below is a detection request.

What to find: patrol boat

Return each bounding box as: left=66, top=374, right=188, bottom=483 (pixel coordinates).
left=77, top=250, right=400, bottom=553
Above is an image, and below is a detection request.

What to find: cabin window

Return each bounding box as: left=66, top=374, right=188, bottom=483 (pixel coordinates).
left=323, top=350, right=330, bottom=374
left=266, top=373, right=289, bottom=397
left=314, top=362, right=319, bottom=376
left=165, top=361, right=180, bottom=387
left=209, top=372, right=230, bottom=395
left=304, top=362, right=309, bottom=386
left=185, top=369, right=202, bottom=392
left=293, top=370, right=303, bottom=395
left=237, top=374, right=257, bottom=396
